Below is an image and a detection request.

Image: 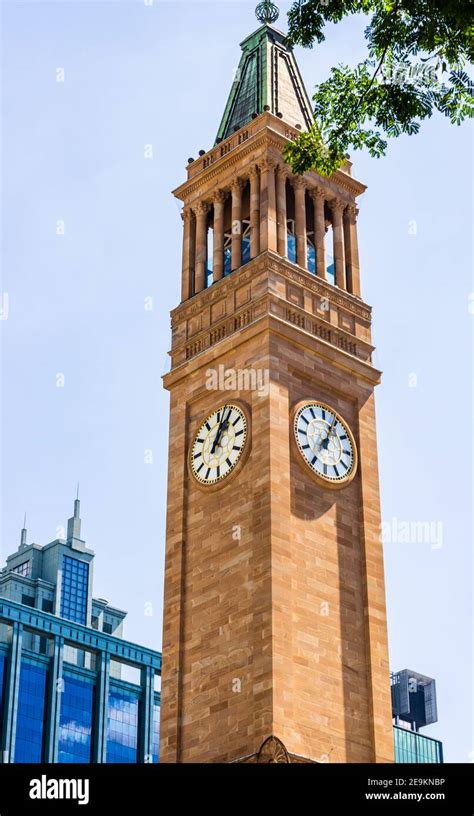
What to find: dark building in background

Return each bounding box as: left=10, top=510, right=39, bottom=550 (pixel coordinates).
left=391, top=670, right=443, bottom=763
left=0, top=501, right=161, bottom=763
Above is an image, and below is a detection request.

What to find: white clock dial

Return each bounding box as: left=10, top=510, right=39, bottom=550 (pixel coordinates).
left=293, top=402, right=356, bottom=484
left=190, top=404, right=248, bottom=485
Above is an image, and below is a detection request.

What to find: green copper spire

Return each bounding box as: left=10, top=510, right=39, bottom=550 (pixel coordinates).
left=255, top=1, right=279, bottom=24
left=215, top=9, right=313, bottom=144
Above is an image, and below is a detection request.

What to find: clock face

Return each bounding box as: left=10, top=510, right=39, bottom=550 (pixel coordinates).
left=293, top=402, right=357, bottom=485
left=190, top=404, right=248, bottom=486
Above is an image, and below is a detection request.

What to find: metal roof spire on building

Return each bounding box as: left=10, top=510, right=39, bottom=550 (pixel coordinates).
left=19, top=512, right=28, bottom=550
left=74, top=482, right=80, bottom=519
left=67, top=490, right=82, bottom=543
left=215, top=2, right=313, bottom=144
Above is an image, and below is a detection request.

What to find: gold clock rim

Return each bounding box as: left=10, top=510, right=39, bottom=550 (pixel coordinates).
left=291, top=399, right=358, bottom=490
left=188, top=400, right=251, bottom=491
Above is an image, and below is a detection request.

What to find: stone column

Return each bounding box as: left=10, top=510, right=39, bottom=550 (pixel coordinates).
left=332, top=198, right=347, bottom=290
left=181, top=207, right=194, bottom=301
left=249, top=167, right=260, bottom=259
left=259, top=158, right=277, bottom=253
left=276, top=165, right=288, bottom=258
left=213, top=190, right=226, bottom=282
left=293, top=176, right=307, bottom=269
left=231, top=178, right=244, bottom=271
left=194, top=202, right=210, bottom=293
left=344, top=204, right=361, bottom=296
left=311, top=188, right=327, bottom=280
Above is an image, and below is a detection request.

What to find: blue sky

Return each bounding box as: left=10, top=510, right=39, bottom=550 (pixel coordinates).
left=1, top=1, right=472, bottom=762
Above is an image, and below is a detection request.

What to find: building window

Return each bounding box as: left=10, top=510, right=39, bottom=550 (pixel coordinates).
left=41, top=599, right=53, bottom=614
left=91, top=616, right=99, bottom=630
left=106, top=687, right=139, bottom=763
left=60, top=557, right=89, bottom=625
left=14, top=662, right=47, bottom=762
left=58, top=675, right=95, bottom=763
left=103, top=622, right=113, bottom=635
left=152, top=702, right=160, bottom=763
left=12, top=561, right=30, bottom=578
left=21, top=594, right=35, bottom=608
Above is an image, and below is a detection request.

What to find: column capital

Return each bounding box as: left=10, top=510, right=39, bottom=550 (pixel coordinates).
left=213, top=189, right=227, bottom=204
left=260, top=157, right=278, bottom=172
left=248, top=164, right=259, bottom=181
left=231, top=177, right=244, bottom=193
left=345, top=203, right=359, bottom=221
left=194, top=201, right=210, bottom=216
left=181, top=206, right=193, bottom=222
left=291, top=175, right=306, bottom=191
left=310, top=186, right=326, bottom=202
left=331, top=197, right=346, bottom=215
left=276, top=163, right=290, bottom=180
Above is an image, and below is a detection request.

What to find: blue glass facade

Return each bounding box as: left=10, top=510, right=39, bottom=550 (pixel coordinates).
left=58, top=673, right=94, bottom=763
left=106, top=686, right=139, bottom=763
left=0, top=653, right=5, bottom=735
left=14, top=661, right=47, bottom=763
left=61, top=556, right=88, bottom=625
left=0, top=499, right=161, bottom=765
left=394, top=726, right=443, bottom=763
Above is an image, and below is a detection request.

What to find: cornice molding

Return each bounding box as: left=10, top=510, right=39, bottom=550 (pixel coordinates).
left=173, top=125, right=366, bottom=204
left=171, top=253, right=371, bottom=323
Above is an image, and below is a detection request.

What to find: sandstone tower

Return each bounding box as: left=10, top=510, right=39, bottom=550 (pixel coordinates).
left=160, top=1, right=393, bottom=764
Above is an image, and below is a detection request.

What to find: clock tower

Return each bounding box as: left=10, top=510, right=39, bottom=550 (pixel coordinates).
left=160, top=2, right=394, bottom=764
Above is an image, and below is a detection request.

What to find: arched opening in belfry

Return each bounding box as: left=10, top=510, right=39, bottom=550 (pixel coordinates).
left=306, top=191, right=316, bottom=274
left=206, top=209, right=213, bottom=289
left=241, top=180, right=251, bottom=267
left=324, top=206, right=335, bottom=286
left=223, top=193, right=232, bottom=277
left=286, top=180, right=296, bottom=264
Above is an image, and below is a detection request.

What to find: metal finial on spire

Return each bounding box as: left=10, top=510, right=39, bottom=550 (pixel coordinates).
left=255, top=1, right=279, bottom=25
left=76, top=481, right=80, bottom=500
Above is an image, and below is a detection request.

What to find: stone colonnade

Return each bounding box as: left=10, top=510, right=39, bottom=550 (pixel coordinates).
left=181, top=162, right=361, bottom=300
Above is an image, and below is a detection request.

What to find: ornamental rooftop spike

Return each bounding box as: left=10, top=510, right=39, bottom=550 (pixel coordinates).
left=215, top=2, right=313, bottom=143
left=255, top=0, right=279, bottom=24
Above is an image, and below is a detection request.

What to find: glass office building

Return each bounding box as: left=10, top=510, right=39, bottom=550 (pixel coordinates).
left=391, top=670, right=443, bottom=763
left=394, top=725, right=443, bottom=763
left=0, top=500, right=161, bottom=763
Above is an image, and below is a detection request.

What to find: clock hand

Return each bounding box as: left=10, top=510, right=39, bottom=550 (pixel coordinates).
left=210, top=408, right=226, bottom=455
left=211, top=406, right=231, bottom=454
left=322, top=414, right=337, bottom=450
